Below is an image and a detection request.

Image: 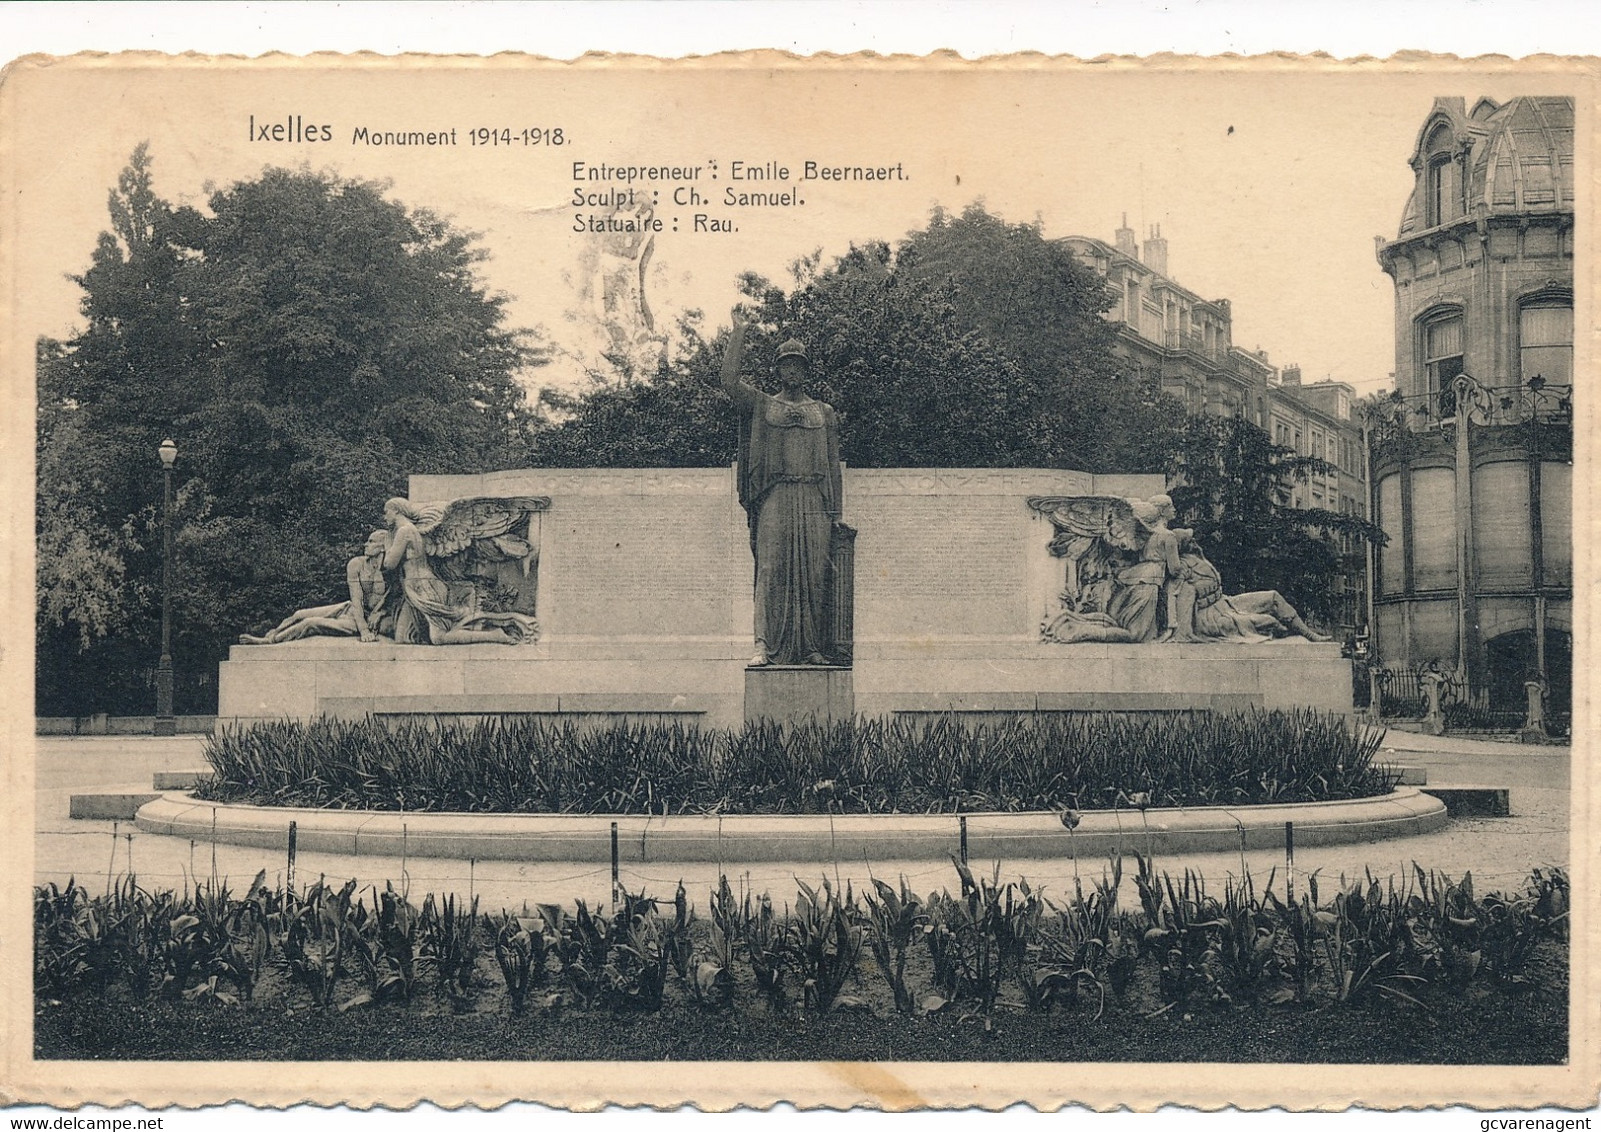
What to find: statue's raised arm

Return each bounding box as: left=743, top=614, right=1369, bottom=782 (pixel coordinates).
left=720, top=307, right=758, bottom=408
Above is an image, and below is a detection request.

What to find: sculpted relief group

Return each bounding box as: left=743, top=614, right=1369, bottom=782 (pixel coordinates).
left=243, top=496, right=548, bottom=648
left=1031, top=493, right=1328, bottom=646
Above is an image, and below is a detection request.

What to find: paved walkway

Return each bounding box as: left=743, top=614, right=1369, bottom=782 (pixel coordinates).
left=33, top=730, right=1570, bottom=912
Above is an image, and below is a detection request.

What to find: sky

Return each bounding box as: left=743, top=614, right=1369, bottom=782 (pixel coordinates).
left=3, top=6, right=1589, bottom=407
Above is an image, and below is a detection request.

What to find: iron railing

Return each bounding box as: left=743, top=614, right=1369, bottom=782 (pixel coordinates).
left=1369, top=662, right=1566, bottom=735
left=1367, top=379, right=1572, bottom=443
left=1372, top=666, right=1439, bottom=720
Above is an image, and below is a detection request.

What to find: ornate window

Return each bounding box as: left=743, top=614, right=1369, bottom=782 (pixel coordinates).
left=1423, top=124, right=1461, bottom=227
left=1520, top=298, right=1572, bottom=385
left=1421, top=312, right=1464, bottom=415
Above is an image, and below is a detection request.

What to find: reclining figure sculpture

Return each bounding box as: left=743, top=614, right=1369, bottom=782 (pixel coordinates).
left=1028, top=493, right=1329, bottom=645
left=239, top=496, right=549, bottom=646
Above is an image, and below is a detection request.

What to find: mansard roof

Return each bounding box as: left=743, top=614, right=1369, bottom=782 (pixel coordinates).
left=1057, top=234, right=1230, bottom=315
left=1395, top=95, right=1574, bottom=238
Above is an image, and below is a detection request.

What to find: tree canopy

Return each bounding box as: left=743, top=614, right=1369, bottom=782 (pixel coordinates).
left=895, top=205, right=1181, bottom=472
left=37, top=146, right=543, bottom=714
left=533, top=203, right=1186, bottom=473
left=1167, top=415, right=1380, bottom=626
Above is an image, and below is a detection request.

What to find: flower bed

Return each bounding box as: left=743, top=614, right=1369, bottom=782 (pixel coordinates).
left=34, top=860, right=1569, bottom=1064
left=196, top=710, right=1390, bottom=815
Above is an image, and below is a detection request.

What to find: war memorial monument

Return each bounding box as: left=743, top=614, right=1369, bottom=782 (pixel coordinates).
left=221, top=312, right=1351, bottom=733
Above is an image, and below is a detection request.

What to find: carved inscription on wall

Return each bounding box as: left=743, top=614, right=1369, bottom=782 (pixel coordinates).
left=414, top=467, right=734, bottom=501
left=851, top=496, right=1030, bottom=638
left=543, top=500, right=736, bottom=638
left=849, top=468, right=1095, bottom=498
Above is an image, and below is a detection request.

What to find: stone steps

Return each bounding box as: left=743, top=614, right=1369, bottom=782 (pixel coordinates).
left=1418, top=785, right=1512, bottom=817
left=69, top=770, right=211, bottom=819
left=69, top=787, right=163, bottom=820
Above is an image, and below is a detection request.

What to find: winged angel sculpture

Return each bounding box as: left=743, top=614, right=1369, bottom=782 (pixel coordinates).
left=1028, top=495, right=1172, bottom=644
left=240, top=496, right=549, bottom=647
left=381, top=496, right=549, bottom=645
left=1027, top=494, right=1329, bottom=645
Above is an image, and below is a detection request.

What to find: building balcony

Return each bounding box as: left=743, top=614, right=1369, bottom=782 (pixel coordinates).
left=1369, top=379, right=1571, bottom=437
left=1162, top=328, right=1222, bottom=361
left=1368, top=378, right=1574, bottom=471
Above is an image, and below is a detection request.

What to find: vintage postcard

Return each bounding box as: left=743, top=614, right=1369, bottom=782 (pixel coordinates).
left=1, top=50, right=1595, bottom=1111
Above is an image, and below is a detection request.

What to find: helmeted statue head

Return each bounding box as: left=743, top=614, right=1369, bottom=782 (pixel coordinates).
left=774, top=338, right=810, bottom=390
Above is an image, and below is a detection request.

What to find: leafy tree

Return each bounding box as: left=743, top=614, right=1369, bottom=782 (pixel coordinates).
left=1167, top=415, right=1381, bottom=625
left=531, top=311, right=739, bottom=468
left=534, top=205, right=1184, bottom=472
left=534, top=252, right=1030, bottom=470
left=36, top=339, right=143, bottom=651
left=735, top=245, right=1042, bottom=468
left=896, top=203, right=1182, bottom=472
left=36, top=147, right=543, bottom=715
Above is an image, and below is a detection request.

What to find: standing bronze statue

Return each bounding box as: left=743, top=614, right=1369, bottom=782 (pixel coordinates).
left=720, top=309, right=842, bottom=666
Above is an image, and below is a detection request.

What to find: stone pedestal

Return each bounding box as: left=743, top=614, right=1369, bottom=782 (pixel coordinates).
left=744, top=665, right=855, bottom=726
left=853, top=640, right=1355, bottom=720
left=1520, top=678, right=1551, bottom=744
left=217, top=638, right=748, bottom=730
left=1420, top=672, right=1446, bottom=736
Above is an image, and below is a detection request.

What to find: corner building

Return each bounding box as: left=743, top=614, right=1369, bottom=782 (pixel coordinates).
left=1370, top=96, right=1574, bottom=720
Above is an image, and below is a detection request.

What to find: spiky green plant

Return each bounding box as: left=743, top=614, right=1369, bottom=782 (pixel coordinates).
left=788, top=877, right=863, bottom=1015
left=420, top=892, right=481, bottom=1005
left=858, top=876, right=926, bottom=1014
left=197, top=710, right=1389, bottom=816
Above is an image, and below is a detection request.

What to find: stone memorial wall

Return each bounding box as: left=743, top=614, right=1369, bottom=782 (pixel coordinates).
left=412, top=467, right=749, bottom=647
left=849, top=471, right=1048, bottom=642
left=844, top=469, right=1164, bottom=645
left=216, top=465, right=1356, bottom=728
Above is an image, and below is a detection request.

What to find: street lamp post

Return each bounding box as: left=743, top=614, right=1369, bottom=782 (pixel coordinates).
left=154, top=438, right=177, bottom=736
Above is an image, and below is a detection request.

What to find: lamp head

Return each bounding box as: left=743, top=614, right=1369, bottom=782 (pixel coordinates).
left=158, top=438, right=177, bottom=468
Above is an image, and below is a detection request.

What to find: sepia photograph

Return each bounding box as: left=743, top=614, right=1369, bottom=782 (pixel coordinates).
left=0, top=37, right=1592, bottom=1112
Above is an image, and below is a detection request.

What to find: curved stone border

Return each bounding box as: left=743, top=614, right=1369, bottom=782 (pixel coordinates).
left=135, top=789, right=1448, bottom=863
